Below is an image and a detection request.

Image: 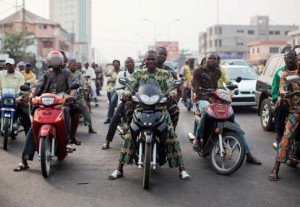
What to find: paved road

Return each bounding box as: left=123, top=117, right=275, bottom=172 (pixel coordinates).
left=0, top=95, right=299, bottom=207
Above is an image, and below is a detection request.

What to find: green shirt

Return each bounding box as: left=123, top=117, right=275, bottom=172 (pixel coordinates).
left=271, top=66, right=285, bottom=104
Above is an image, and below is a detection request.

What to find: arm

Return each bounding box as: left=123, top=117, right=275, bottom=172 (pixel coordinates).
left=219, top=67, right=231, bottom=87
left=115, top=71, right=125, bottom=97
left=271, top=70, right=281, bottom=104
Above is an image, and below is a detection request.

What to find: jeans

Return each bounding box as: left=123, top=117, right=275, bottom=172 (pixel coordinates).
left=106, top=102, right=125, bottom=142
left=107, top=90, right=118, bottom=120
left=15, top=104, right=31, bottom=135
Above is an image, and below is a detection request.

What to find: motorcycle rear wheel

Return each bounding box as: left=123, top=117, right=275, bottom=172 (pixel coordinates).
left=209, top=131, right=245, bottom=175
left=3, top=117, right=10, bottom=150
left=41, top=136, right=52, bottom=178
left=143, top=143, right=151, bottom=190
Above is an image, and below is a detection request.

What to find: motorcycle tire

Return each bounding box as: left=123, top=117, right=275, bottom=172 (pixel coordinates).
left=41, top=136, right=52, bottom=178
left=209, top=131, right=245, bottom=176
left=3, top=117, right=10, bottom=150
left=143, top=142, right=151, bottom=190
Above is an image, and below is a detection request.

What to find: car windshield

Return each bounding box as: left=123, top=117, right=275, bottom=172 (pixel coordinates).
left=227, top=67, right=258, bottom=80
left=227, top=60, right=249, bottom=66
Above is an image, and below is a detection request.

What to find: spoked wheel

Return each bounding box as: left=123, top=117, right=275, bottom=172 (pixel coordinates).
left=40, top=136, right=52, bottom=178
left=3, top=117, right=10, bottom=150
left=143, top=143, right=151, bottom=190
left=209, top=132, right=245, bottom=175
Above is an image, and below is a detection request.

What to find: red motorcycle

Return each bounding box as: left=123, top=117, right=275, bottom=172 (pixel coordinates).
left=188, top=73, right=245, bottom=175
left=31, top=83, right=79, bottom=178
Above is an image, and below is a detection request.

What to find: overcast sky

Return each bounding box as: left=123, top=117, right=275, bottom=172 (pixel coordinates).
left=0, top=0, right=299, bottom=63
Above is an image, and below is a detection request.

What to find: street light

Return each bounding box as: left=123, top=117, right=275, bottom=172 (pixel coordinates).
left=167, top=18, right=180, bottom=41
left=143, top=18, right=156, bottom=44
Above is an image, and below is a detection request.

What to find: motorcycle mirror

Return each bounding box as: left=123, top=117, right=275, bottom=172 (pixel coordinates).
left=286, top=75, right=300, bottom=83
left=119, top=77, right=129, bottom=85
left=69, top=82, right=80, bottom=90
left=84, top=75, right=91, bottom=79
left=234, top=90, right=239, bottom=95
left=20, top=84, right=30, bottom=91
left=178, top=74, right=183, bottom=78
left=236, top=77, right=242, bottom=83
left=201, top=73, right=211, bottom=81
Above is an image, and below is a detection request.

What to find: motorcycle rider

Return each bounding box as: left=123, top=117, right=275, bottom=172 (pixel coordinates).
left=84, top=62, right=99, bottom=107
left=101, top=57, right=135, bottom=149
left=271, top=51, right=295, bottom=149
left=13, top=50, right=79, bottom=172
left=268, top=50, right=300, bottom=181
left=180, top=58, right=194, bottom=102
left=192, top=53, right=261, bottom=164
left=68, top=58, right=97, bottom=134
left=0, top=58, right=31, bottom=136
left=104, top=60, right=121, bottom=124
left=21, top=62, right=37, bottom=85
left=156, top=46, right=180, bottom=128
left=108, top=50, right=191, bottom=181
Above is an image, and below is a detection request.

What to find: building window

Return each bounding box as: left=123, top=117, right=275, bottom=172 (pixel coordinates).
left=270, top=47, right=279, bottom=53
left=252, top=48, right=255, bottom=54
left=39, top=24, right=47, bottom=29
left=269, top=31, right=274, bottom=35
left=248, top=30, right=254, bottom=35
left=257, top=48, right=260, bottom=54
left=43, top=41, right=53, bottom=48
left=275, top=31, right=280, bottom=35
left=237, top=42, right=244, bottom=46
left=209, top=40, right=212, bottom=48
left=219, top=39, right=222, bottom=47
left=285, top=31, right=289, bottom=35
left=209, top=28, right=212, bottom=36
left=215, top=39, right=218, bottom=47
left=237, top=30, right=244, bottom=33
left=218, top=27, right=222, bottom=35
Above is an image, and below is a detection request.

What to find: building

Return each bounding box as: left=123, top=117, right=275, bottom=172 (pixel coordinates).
left=49, top=0, right=92, bottom=62
left=288, top=30, right=300, bottom=46
left=199, top=16, right=298, bottom=59
left=247, top=41, right=287, bottom=64
left=0, top=9, right=73, bottom=62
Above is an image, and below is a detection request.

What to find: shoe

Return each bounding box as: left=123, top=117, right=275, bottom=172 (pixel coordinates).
left=104, top=119, right=111, bottom=124
left=88, top=128, right=97, bottom=133
left=13, top=162, right=29, bottom=172
left=69, top=137, right=81, bottom=146
left=179, top=170, right=191, bottom=181
left=246, top=155, right=262, bottom=165
left=272, top=142, right=278, bottom=151
left=108, top=170, right=123, bottom=180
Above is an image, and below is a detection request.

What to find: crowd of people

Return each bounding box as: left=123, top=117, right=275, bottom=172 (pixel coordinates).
left=0, top=46, right=298, bottom=183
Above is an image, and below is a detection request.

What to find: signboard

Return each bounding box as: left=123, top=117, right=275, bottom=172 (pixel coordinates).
left=155, top=41, right=179, bottom=61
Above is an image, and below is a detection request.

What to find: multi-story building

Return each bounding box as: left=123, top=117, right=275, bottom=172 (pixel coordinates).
left=0, top=9, right=73, bottom=60
left=288, top=30, right=300, bottom=46
left=199, top=16, right=298, bottom=59
left=49, top=0, right=92, bottom=62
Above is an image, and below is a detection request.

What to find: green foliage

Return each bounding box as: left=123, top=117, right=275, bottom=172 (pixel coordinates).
left=4, top=31, right=33, bottom=57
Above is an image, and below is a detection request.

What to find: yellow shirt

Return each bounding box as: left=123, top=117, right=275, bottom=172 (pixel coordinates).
left=21, top=71, right=37, bottom=84
left=218, top=67, right=231, bottom=87
left=0, top=70, right=25, bottom=91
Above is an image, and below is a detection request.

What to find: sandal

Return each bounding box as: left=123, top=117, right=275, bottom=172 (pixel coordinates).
left=179, top=170, right=191, bottom=181
left=101, top=144, right=110, bottom=150
left=108, top=170, right=123, bottom=180
left=88, top=128, right=97, bottom=134
left=192, top=139, right=199, bottom=152
left=69, top=137, right=81, bottom=146
left=13, top=162, right=29, bottom=172
left=268, top=169, right=279, bottom=181
left=246, top=156, right=262, bottom=165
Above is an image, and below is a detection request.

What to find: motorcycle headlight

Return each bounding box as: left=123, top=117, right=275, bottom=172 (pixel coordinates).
left=3, top=98, right=14, bottom=105
left=41, top=97, right=55, bottom=105
left=140, top=95, right=159, bottom=105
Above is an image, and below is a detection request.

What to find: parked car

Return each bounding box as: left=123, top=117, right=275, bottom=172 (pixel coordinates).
left=222, top=65, right=258, bottom=106
left=254, top=54, right=285, bottom=131
left=221, top=59, right=250, bottom=67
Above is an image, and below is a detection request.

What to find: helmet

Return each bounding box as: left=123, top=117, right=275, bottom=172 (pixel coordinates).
left=46, top=50, right=64, bottom=67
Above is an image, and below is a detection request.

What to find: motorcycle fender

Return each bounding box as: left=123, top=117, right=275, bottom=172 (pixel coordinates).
left=130, top=122, right=140, bottom=133
left=4, top=112, right=11, bottom=118
left=38, top=124, right=57, bottom=138
left=218, top=121, right=245, bottom=135
left=144, top=131, right=153, bottom=144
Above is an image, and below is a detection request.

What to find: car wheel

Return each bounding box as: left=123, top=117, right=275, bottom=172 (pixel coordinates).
left=260, top=99, right=274, bottom=131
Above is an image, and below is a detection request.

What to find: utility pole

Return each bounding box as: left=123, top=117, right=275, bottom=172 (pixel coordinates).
left=22, top=0, right=26, bottom=60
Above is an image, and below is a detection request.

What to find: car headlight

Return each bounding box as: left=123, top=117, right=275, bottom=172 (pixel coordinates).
left=140, top=95, right=159, bottom=105
left=3, top=98, right=14, bottom=105
left=41, top=97, right=55, bottom=105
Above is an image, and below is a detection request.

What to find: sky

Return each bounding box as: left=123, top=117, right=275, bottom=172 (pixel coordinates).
left=0, top=0, right=300, bottom=63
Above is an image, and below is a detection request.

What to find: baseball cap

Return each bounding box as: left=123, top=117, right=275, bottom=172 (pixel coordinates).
left=25, top=62, right=32, bottom=66
left=5, top=58, right=15, bottom=65
left=18, top=61, right=25, bottom=67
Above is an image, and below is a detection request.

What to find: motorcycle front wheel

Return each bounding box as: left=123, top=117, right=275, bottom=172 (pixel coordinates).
left=209, top=131, right=245, bottom=175
left=143, top=143, right=151, bottom=190
left=3, top=117, right=10, bottom=150
left=41, top=136, right=52, bottom=178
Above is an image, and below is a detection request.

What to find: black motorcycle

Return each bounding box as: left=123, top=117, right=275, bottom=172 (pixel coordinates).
left=119, top=77, right=181, bottom=190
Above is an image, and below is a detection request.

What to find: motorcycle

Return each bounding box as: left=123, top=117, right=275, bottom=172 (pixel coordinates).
left=0, top=86, right=29, bottom=150
left=179, top=75, right=193, bottom=111
left=30, top=82, right=79, bottom=178
left=119, top=77, right=182, bottom=190
left=188, top=73, right=245, bottom=175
